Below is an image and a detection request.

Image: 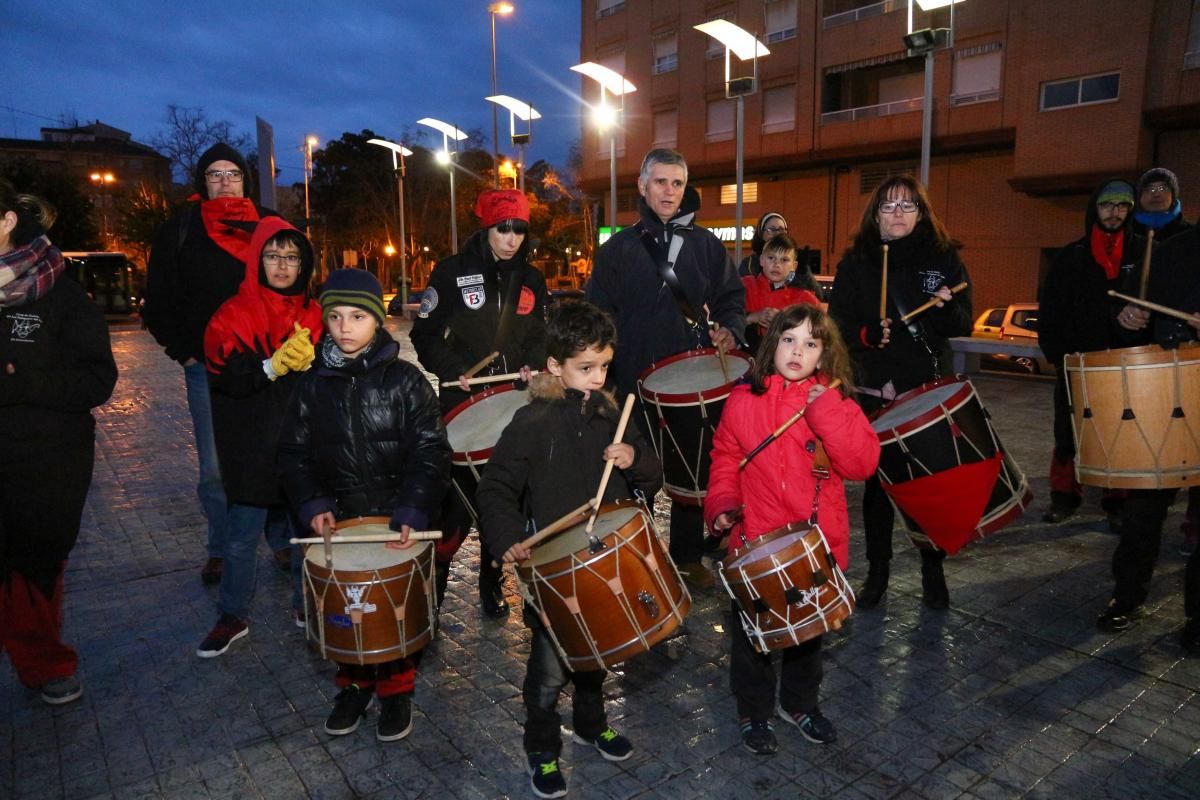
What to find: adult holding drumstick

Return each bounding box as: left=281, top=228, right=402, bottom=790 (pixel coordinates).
left=827, top=174, right=973, bottom=610
left=410, top=189, right=549, bottom=617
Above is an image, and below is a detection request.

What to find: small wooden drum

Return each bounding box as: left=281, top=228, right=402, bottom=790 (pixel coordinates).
left=719, top=523, right=854, bottom=654
left=871, top=376, right=1032, bottom=555
left=1064, top=343, right=1200, bottom=489
left=302, top=517, right=435, bottom=664
left=444, top=384, right=531, bottom=523
left=516, top=500, right=691, bottom=671
left=638, top=348, right=753, bottom=506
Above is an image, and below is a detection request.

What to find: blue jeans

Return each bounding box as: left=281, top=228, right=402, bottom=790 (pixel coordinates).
left=183, top=362, right=230, bottom=559
left=266, top=506, right=304, bottom=612
left=219, top=504, right=269, bottom=620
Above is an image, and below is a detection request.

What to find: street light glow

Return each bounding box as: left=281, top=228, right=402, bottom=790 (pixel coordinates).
left=306, top=135, right=319, bottom=148
left=693, top=20, right=770, bottom=61
left=570, top=62, right=636, bottom=96
left=488, top=2, right=514, bottom=14
left=590, top=104, right=619, bottom=130
left=435, top=149, right=451, bottom=165
left=484, top=95, right=542, bottom=122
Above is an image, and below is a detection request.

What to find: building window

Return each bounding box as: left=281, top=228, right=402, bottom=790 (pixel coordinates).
left=596, top=0, right=625, bottom=19
left=762, top=84, right=796, bottom=133
left=653, top=34, right=678, bottom=75
left=1186, top=0, right=1200, bottom=68
left=706, top=99, right=734, bottom=143
left=1039, top=72, right=1120, bottom=111
left=652, top=109, right=678, bottom=148
left=822, top=57, right=924, bottom=122
left=952, top=46, right=1002, bottom=106
left=765, top=0, right=798, bottom=44
left=720, top=182, right=759, bottom=204
left=705, top=10, right=735, bottom=60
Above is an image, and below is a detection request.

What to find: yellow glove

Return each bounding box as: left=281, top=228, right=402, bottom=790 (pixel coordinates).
left=268, top=346, right=292, bottom=379
left=279, top=322, right=315, bottom=371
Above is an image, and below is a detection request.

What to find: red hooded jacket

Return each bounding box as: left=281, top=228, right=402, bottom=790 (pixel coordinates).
left=705, top=374, right=880, bottom=569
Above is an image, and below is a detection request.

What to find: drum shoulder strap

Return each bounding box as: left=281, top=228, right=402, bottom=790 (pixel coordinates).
left=809, top=441, right=830, bottom=525
left=637, top=223, right=702, bottom=326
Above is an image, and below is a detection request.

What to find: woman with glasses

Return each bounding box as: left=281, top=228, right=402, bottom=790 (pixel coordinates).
left=410, top=188, right=548, bottom=618
left=827, top=174, right=973, bottom=611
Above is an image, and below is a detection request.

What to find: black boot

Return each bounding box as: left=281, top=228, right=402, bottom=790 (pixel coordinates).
left=479, top=558, right=509, bottom=618
left=921, top=549, right=950, bottom=610
left=856, top=560, right=889, bottom=609
left=434, top=561, right=450, bottom=610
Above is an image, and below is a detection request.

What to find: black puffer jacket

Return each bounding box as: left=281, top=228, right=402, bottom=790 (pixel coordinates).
left=277, top=332, right=452, bottom=531
left=828, top=227, right=972, bottom=399
left=1147, top=224, right=1200, bottom=346
left=476, top=374, right=662, bottom=564
left=410, top=230, right=548, bottom=413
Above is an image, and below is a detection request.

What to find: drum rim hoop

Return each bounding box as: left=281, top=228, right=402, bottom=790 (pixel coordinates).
left=1063, top=341, right=1200, bottom=371
left=871, top=375, right=975, bottom=441
left=637, top=347, right=752, bottom=404
left=443, top=382, right=526, bottom=461
left=725, top=520, right=818, bottom=566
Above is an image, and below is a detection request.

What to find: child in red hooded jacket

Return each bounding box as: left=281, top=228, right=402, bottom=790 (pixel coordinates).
left=705, top=304, right=879, bottom=756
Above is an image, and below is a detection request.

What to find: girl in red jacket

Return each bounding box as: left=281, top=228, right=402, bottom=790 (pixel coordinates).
left=706, top=304, right=879, bottom=756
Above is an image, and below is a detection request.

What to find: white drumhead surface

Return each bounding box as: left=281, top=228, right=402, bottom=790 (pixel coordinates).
left=642, top=354, right=748, bottom=394
left=872, top=381, right=966, bottom=432
left=531, top=506, right=643, bottom=564
left=305, top=523, right=425, bottom=570
left=446, top=390, right=530, bottom=454
left=730, top=530, right=811, bottom=567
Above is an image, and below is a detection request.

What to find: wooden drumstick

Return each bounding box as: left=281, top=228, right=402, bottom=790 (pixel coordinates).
left=585, top=393, right=637, bottom=534
left=1139, top=228, right=1155, bottom=299
left=739, top=379, right=842, bottom=470
left=710, top=321, right=730, bottom=384
left=464, top=369, right=540, bottom=387
left=899, top=281, right=969, bottom=323
left=879, top=244, right=889, bottom=320
left=489, top=498, right=599, bottom=568
left=290, top=531, right=444, bottom=545
left=463, top=351, right=500, bottom=379
left=1107, top=289, right=1198, bottom=324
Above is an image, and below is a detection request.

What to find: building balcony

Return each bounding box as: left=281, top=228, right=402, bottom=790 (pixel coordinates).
left=821, top=96, right=922, bottom=124
left=823, top=0, right=903, bottom=30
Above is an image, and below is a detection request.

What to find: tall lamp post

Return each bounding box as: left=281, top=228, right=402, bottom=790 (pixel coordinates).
left=367, top=138, right=414, bottom=305
left=89, top=171, right=116, bottom=248
left=905, top=0, right=962, bottom=186
left=570, top=62, right=636, bottom=242
left=303, top=135, right=318, bottom=233
left=694, top=20, right=770, bottom=268
left=488, top=2, right=515, bottom=188
left=417, top=117, right=469, bottom=255
left=485, top=94, right=541, bottom=193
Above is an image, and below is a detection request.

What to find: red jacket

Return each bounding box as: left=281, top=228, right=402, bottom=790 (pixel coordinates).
left=704, top=374, right=880, bottom=569
left=742, top=275, right=819, bottom=315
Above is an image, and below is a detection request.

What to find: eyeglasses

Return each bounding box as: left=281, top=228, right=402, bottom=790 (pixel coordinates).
left=205, top=169, right=244, bottom=183
left=879, top=200, right=919, bottom=214
left=1143, top=184, right=1170, bottom=194
left=763, top=225, right=788, bottom=236
left=262, top=253, right=302, bottom=267
left=1098, top=202, right=1133, bottom=213
left=494, top=220, right=529, bottom=235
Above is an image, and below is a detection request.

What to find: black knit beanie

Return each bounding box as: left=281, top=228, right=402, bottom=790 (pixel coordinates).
left=1137, top=167, right=1180, bottom=204
left=193, top=143, right=252, bottom=197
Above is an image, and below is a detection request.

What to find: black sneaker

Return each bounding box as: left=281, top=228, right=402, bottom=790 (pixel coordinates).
left=1096, top=601, right=1144, bottom=632
left=377, top=694, right=413, bottom=741
left=778, top=706, right=838, bottom=744
left=196, top=613, right=248, bottom=658
left=740, top=719, right=778, bottom=755
left=40, top=675, right=83, bottom=705
left=325, top=683, right=374, bottom=736
left=573, top=727, right=633, bottom=761
left=526, top=751, right=567, bottom=799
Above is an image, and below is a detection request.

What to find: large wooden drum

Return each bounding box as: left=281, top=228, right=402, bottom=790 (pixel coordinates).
left=1064, top=343, right=1200, bottom=489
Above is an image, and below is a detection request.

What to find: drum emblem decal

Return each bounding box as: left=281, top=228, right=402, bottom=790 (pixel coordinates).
left=918, top=271, right=946, bottom=295
left=461, top=286, right=486, bottom=309
left=9, top=312, right=41, bottom=341
left=344, top=584, right=378, bottom=615
left=418, top=288, right=438, bottom=319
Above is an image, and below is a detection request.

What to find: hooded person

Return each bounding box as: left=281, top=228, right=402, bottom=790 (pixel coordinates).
left=1038, top=178, right=1151, bottom=527
left=143, top=142, right=283, bottom=586
left=194, top=218, right=322, bottom=658
left=1134, top=167, right=1192, bottom=242
left=738, top=211, right=819, bottom=293
left=409, top=187, right=549, bottom=618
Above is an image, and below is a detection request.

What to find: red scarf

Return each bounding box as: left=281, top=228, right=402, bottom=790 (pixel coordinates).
left=200, top=197, right=261, bottom=260
left=1089, top=226, right=1125, bottom=280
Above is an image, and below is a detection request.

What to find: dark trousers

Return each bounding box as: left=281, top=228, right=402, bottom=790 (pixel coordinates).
left=1186, top=543, right=1200, bottom=620
left=729, top=602, right=824, bottom=721
left=1111, top=488, right=1178, bottom=610
left=863, top=475, right=897, bottom=563
left=522, top=612, right=606, bottom=757
left=669, top=502, right=706, bottom=565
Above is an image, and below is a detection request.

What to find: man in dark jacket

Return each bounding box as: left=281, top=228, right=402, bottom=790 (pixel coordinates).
left=586, top=148, right=745, bottom=589
left=144, top=143, right=281, bottom=584
left=1038, top=179, right=1150, bottom=526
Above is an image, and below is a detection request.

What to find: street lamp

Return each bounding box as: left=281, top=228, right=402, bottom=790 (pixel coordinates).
left=488, top=2, right=515, bottom=188
left=303, top=135, right=318, bottom=233
left=906, top=0, right=963, bottom=186
left=367, top=138, right=414, bottom=305
left=417, top=117, right=469, bottom=255
left=89, top=171, right=116, bottom=248
left=485, top=94, right=541, bottom=193
left=694, top=20, right=770, bottom=268
left=570, top=62, right=636, bottom=241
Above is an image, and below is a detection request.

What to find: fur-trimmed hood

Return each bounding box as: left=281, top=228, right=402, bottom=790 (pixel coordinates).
left=527, top=372, right=619, bottom=411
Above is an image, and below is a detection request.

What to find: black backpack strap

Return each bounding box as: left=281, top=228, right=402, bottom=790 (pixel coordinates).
left=637, top=223, right=703, bottom=327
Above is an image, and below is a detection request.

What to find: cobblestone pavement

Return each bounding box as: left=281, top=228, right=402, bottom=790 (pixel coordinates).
left=2, top=321, right=1198, bottom=799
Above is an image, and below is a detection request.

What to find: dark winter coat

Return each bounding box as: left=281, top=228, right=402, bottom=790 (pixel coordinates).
left=1147, top=224, right=1200, bottom=347
left=587, top=189, right=746, bottom=396
left=277, top=332, right=452, bottom=532
left=1133, top=213, right=1192, bottom=243
left=827, top=227, right=972, bottom=398
left=410, top=230, right=548, bottom=413
left=476, top=373, right=662, bottom=565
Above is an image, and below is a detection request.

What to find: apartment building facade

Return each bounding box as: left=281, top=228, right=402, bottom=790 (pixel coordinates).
left=579, top=0, right=1200, bottom=310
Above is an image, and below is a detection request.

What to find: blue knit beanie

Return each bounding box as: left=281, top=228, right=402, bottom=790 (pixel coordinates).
left=320, top=269, right=385, bottom=324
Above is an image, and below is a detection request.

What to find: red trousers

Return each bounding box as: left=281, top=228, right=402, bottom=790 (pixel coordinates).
left=1, top=565, right=76, bottom=688
left=334, top=657, right=416, bottom=698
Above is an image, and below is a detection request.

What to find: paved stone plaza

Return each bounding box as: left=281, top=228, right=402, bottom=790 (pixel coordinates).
left=2, top=322, right=1197, bottom=799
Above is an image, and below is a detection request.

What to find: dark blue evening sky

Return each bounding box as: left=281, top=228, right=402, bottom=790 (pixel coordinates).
left=2, top=1, right=584, bottom=181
